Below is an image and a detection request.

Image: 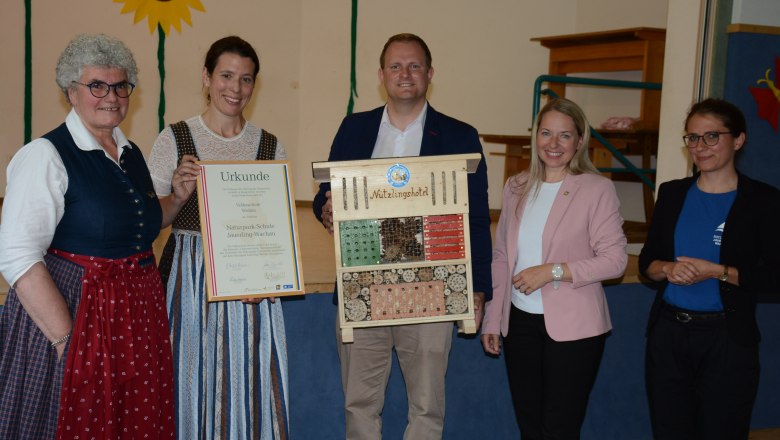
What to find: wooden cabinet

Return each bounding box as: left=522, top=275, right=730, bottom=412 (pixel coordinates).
left=531, top=27, right=665, bottom=130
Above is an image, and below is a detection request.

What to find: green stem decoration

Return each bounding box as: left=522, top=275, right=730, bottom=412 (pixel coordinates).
left=157, top=23, right=166, bottom=132
left=24, top=0, right=32, bottom=143
left=347, top=0, right=358, bottom=115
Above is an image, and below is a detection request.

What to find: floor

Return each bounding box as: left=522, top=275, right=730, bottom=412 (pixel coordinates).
left=232, top=206, right=780, bottom=440
left=752, top=429, right=780, bottom=440
left=270, top=207, right=780, bottom=438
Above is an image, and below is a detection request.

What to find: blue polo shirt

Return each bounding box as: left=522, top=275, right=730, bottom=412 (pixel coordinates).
left=664, top=183, right=736, bottom=311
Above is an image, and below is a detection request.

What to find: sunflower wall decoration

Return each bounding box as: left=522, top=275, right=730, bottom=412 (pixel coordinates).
left=115, top=0, right=205, bottom=35
left=114, top=0, right=206, bottom=131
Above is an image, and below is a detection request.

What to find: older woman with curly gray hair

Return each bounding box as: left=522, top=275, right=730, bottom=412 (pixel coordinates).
left=0, top=33, right=190, bottom=438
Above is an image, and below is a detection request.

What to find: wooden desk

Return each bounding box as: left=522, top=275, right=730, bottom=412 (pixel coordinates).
left=531, top=27, right=665, bottom=130
left=482, top=134, right=531, bottom=183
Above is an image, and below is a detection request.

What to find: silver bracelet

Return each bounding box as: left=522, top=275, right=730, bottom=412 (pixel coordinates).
left=51, top=332, right=71, bottom=348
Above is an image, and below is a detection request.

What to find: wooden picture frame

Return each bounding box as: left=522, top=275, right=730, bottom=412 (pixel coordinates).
left=197, top=160, right=305, bottom=301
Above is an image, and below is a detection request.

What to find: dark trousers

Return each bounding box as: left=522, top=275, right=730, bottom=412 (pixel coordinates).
left=646, top=308, right=760, bottom=440
left=503, top=306, right=606, bottom=440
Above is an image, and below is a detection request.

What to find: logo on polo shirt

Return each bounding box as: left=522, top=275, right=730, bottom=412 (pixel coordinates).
left=713, top=222, right=725, bottom=246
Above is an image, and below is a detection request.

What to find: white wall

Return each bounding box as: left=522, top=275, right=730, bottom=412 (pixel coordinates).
left=0, top=0, right=302, bottom=197
left=299, top=0, right=580, bottom=208
left=733, top=0, right=780, bottom=26
left=0, top=3, right=24, bottom=195
left=1, top=0, right=673, bottom=210
left=654, top=0, right=707, bottom=188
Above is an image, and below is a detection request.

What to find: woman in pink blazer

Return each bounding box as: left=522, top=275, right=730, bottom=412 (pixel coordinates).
left=482, top=98, right=627, bottom=439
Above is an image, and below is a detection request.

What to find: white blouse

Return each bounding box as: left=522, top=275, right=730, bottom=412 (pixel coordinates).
left=147, top=115, right=286, bottom=197
left=511, top=181, right=562, bottom=314
left=0, top=109, right=132, bottom=285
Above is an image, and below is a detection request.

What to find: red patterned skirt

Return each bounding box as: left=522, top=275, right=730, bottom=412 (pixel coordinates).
left=49, top=249, right=175, bottom=439
left=0, top=250, right=175, bottom=439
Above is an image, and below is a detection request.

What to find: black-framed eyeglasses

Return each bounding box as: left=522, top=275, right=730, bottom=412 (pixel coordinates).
left=71, top=80, right=135, bottom=98
left=682, top=131, right=731, bottom=148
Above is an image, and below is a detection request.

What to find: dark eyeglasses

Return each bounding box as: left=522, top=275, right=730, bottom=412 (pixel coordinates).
left=71, top=80, right=135, bottom=98
left=682, top=131, right=731, bottom=148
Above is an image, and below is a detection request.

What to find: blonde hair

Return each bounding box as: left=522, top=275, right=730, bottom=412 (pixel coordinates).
left=512, top=98, right=599, bottom=209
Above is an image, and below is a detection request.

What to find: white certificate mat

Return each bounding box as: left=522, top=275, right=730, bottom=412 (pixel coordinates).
left=197, top=161, right=305, bottom=301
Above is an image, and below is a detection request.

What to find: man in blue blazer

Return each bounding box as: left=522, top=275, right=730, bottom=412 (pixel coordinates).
left=312, top=33, right=492, bottom=439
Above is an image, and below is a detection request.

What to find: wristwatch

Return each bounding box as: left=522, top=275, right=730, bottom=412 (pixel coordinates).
left=552, top=263, right=564, bottom=289
left=718, top=265, right=729, bottom=282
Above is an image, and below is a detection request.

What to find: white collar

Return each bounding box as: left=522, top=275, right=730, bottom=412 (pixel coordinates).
left=380, top=102, right=428, bottom=131
left=65, top=108, right=131, bottom=157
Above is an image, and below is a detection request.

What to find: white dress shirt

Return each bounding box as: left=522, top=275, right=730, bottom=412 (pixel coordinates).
left=371, top=103, right=427, bottom=158
left=0, top=109, right=131, bottom=286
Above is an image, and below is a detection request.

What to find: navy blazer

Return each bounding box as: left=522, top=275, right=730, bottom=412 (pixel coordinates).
left=638, top=173, right=780, bottom=346
left=313, top=105, right=493, bottom=299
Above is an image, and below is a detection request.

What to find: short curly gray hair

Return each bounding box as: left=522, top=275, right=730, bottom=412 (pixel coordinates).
left=56, top=34, right=139, bottom=102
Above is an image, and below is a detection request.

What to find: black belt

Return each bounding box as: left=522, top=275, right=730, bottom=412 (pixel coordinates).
left=661, top=302, right=725, bottom=323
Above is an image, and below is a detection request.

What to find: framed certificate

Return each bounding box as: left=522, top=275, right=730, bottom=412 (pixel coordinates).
left=196, top=161, right=305, bottom=301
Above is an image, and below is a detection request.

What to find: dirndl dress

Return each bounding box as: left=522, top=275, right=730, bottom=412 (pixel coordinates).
left=0, top=121, right=175, bottom=439
left=157, top=121, right=289, bottom=440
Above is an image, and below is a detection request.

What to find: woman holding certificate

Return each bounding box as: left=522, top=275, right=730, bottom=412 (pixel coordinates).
left=148, top=36, right=289, bottom=439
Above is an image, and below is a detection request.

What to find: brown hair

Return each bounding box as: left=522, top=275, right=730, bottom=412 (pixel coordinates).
left=379, top=33, right=432, bottom=69
left=204, top=36, right=260, bottom=78
left=685, top=98, right=747, bottom=137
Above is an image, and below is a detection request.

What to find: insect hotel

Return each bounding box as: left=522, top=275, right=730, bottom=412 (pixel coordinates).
left=312, top=153, right=480, bottom=343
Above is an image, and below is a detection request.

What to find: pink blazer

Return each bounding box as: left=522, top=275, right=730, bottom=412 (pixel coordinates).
left=483, top=172, right=628, bottom=341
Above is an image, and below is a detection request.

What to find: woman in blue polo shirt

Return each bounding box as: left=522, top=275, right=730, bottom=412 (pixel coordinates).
left=639, top=98, right=780, bottom=439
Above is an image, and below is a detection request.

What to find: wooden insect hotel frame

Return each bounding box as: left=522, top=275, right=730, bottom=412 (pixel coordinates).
left=312, top=153, right=480, bottom=343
